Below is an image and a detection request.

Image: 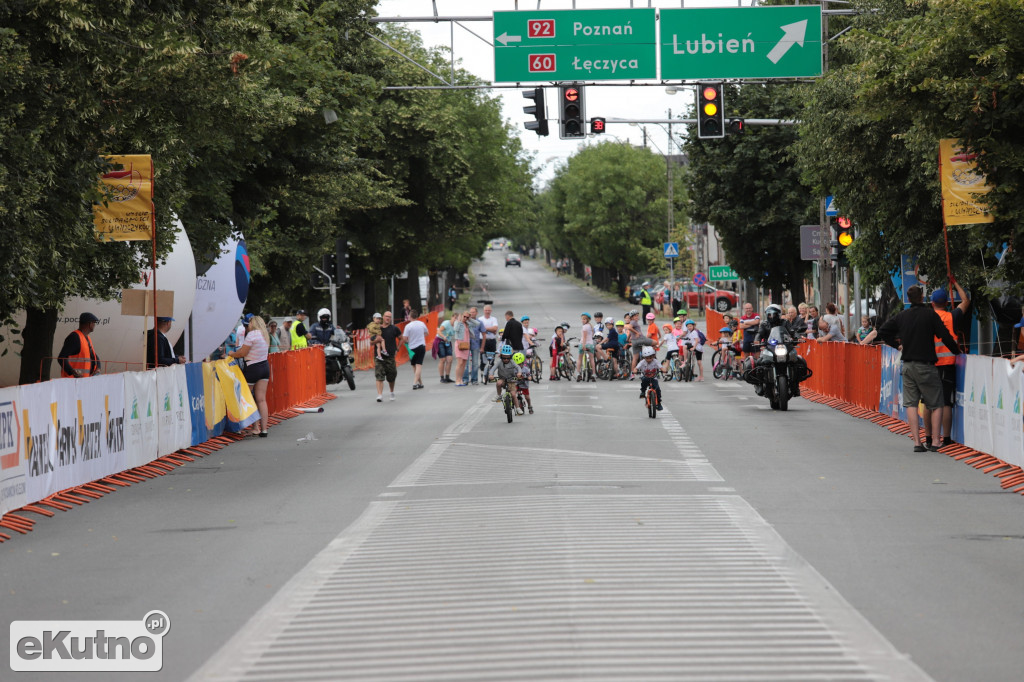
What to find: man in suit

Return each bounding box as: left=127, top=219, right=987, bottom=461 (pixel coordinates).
left=147, top=316, right=186, bottom=368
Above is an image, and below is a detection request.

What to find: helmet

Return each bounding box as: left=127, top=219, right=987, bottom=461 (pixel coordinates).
left=627, top=309, right=638, bottom=318
left=560, top=322, right=571, bottom=329
left=684, top=319, right=696, bottom=327
left=641, top=346, right=656, bottom=358
left=645, top=312, right=655, bottom=320
left=317, top=308, right=330, bottom=319
left=520, top=316, right=530, bottom=322
left=676, top=309, right=688, bottom=316
left=765, top=304, right=783, bottom=325
left=662, top=324, right=672, bottom=331
left=719, top=326, right=733, bottom=334
left=594, top=331, right=605, bottom=339
left=581, top=312, right=591, bottom=319
left=512, top=352, right=525, bottom=365
left=673, top=317, right=681, bottom=323
left=500, top=344, right=513, bottom=356
left=615, top=320, right=625, bottom=327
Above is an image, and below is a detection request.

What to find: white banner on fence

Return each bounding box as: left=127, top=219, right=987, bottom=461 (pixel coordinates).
left=156, top=365, right=191, bottom=456
left=0, top=386, right=26, bottom=516
left=89, top=374, right=127, bottom=476
left=123, top=372, right=159, bottom=468
left=990, top=359, right=1024, bottom=469
left=963, top=355, right=994, bottom=457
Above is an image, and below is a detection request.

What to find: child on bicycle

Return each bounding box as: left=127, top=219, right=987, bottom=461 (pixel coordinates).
left=683, top=319, right=706, bottom=382
left=716, top=326, right=741, bottom=377
left=633, top=345, right=663, bottom=411
left=513, top=352, right=534, bottom=414
left=660, top=323, right=679, bottom=379
left=600, top=326, right=621, bottom=379
left=494, top=344, right=522, bottom=404
left=549, top=325, right=567, bottom=381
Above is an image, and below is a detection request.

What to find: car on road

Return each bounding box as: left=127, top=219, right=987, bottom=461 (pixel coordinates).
left=628, top=281, right=738, bottom=312
left=505, top=253, right=521, bottom=267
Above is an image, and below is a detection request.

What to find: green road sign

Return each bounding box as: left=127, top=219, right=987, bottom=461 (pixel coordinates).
left=660, top=6, right=822, bottom=80
left=709, top=265, right=739, bottom=281
left=493, top=9, right=656, bottom=83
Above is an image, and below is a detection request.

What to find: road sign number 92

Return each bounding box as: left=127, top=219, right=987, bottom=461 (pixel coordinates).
left=529, top=54, right=556, bottom=73
left=528, top=20, right=555, bottom=38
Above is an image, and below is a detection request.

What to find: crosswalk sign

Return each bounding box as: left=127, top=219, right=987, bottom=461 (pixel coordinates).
left=664, top=242, right=679, bottom=258
left=825, top=195, right=838, bottom=216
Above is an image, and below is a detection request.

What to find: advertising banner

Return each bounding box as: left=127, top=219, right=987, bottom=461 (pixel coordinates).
left=93, top=154, right=154, bottom=241
left=186, top=362, right=223, bottom=445
left=878, top=346, right=907, bottom=422
left=123, top=372, right=159, bottom=468
left=990, top=359, right=1023, bottom=469
left=963, top=355, right=994, bottom=456
left=213, top=359, right=259, bottom=432
left=93, top=374, right=127, bottom=475
left=155, top=366, right=190, bottom=456
left=951, top=355, right=967, bottom=444
left=939, top=139, right=994, bottom=226
left=0, top=386, right=26, bottom=515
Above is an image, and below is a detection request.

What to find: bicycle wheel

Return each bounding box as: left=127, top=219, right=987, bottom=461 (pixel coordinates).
left=647, top=389, right=657, bottom=418
left=503, top=393, right=514, bottom=423
left=531, top=355, right=543, bottom=382
left=711, top=351, right=727, bottom=379
left=681, top=362, right=693, bottom=382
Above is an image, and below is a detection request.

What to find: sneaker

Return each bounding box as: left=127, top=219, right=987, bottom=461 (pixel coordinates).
left=913, top=444, right=927, bottom=452
left=941, top=436, right=954, bottom=447
left=656, top=404, right=663, bottom=411
left=927, top=443, right=941, bottom=452
left=493, top=396, right=503, bottom=403
left=376, top=395, right=383, bottom=403
left=639, top=393, right=645, bottom=400
left=576, top=375, right=582, bottom=382
left=528, top=406, right=534, bottom=414
left=389, top=393, right=395, bottom=401
left=588, top=376, right=596, bottom=382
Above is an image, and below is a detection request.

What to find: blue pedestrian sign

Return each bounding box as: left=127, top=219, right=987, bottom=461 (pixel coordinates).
left=664, top=242, right=680, bottom=258
left=825, top=195, right=838, bottom=216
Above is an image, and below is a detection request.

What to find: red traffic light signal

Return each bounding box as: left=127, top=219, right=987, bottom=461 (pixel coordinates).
left=590, top=117, right=606, bottom=134
left=563, top=88, right=579, bottom=102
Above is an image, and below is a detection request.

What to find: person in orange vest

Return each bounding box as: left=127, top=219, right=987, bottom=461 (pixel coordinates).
left=57, top=312, right=101, bottom=378
left=922, top=281, right=970, bottom=447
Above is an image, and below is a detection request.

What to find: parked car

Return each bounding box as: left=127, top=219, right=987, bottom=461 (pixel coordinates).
left=505, top=253, right=521, bottom=267
left=629, top=281, right=737, bottom=312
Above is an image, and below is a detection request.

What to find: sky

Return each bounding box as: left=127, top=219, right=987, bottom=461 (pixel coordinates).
left=374, top=0, right=758, bottom=185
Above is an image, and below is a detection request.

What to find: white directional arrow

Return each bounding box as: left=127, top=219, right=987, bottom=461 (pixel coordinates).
left=766, top=20, right=808, bottom=64
left=496, top=32, right=522, bottom=46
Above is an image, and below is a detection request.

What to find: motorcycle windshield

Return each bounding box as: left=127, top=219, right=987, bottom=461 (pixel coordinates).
left=766, top=326, right=794, bottom=346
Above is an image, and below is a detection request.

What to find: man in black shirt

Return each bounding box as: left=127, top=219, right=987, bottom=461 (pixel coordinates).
left=877, top=285, right=961, bottom=452
left=374, top=310, right=403, bottom=402
left=500, top=310, right=524, bottom=351
left=147, top=316, right=186, bottom=368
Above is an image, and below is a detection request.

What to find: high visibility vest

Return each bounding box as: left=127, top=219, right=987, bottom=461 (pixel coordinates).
left=61, top=330, right=98, bottom=378
left=289, top=321, right=308, bottom=349
left=934, top=309, right=956, bottom=366
left=640, top=289, right=652, bottom=305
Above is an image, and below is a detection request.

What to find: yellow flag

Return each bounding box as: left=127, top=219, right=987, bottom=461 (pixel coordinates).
left=93, top=154, right=154, bottom=241
left=939, top=139, right=994, bottom=226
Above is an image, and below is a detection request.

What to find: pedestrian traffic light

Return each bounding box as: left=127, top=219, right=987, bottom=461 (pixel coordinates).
left=559, top=84, right=586, bottom=140
left=590, top=117, right=606, bottom=135
left=697, top=83, right=724, bottom=139
left=831, top=216, right=853, bottom=266
left=728, top=118, right=745, bottom=135
left=335, top=238, right=349, bottom=284
left=522, top=87, right=548, bottom=137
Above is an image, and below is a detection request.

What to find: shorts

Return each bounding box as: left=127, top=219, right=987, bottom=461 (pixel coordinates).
left=742, top=338, right=755, bottom=354
left=937, top=364, right=956, bottom=407
left=604, top=347, right=620, bottom=360
left=665, top=349, right=678, bottom=359
left=632, top=338, right=654, bottom=349
left=901, top=361, right=943, bottom=410
left=374, top=355, right=397, bottom=383
left=517, top=384, right=530, bottom=396
left=690, top=350, right=703, bottom=361
left=243, top=360, right=270, bottom=384
left=581, top=343, right=595, bottom=352
left=410, top=345, right=426, bottom=366
left=437, top=342, right=452, bottom=359
left=484, top=338, right=496, bottom=353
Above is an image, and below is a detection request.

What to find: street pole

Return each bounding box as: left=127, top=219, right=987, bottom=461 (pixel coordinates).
left=311, top=265, right=338, bottom=323
left=817, top=9, right=832, bottom=308
left=667, top=109, right=674, bottom=319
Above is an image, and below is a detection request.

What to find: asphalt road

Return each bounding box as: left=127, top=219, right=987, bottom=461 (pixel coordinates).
left=3, top=251, right=1024, bottom=682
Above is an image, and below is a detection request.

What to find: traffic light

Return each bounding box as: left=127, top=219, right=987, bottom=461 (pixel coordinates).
left=831, top=216, right=853, bottom=266
left=335, top=238, right=350, bottom=284
left=522, top=87, right=548, bottom=137
left=558, top=84, right=586, bottom=140
left=590, top=117, right=606, bottom=135
left=697, top=83, right=724, bottom=139
left=728, top=118, right=745, bottom=135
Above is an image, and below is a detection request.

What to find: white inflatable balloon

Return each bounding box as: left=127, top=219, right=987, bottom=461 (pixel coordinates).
left=183, top=234, right=250, bottom=361
left=0, top=223, right=197, bottom=386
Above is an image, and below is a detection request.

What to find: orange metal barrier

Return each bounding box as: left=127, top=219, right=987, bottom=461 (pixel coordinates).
left=799, top=341, right=881, bottom=412
left=266, top=347, right=326, bottom=415
left=350, top=312, right=441, bottom=372
left=705, top=306, right=726, bottom=334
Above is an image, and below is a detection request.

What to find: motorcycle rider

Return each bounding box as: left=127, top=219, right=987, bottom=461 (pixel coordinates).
left=750, top=304, right=807, bottom=395
left=310, top=308, right=336, bottom=345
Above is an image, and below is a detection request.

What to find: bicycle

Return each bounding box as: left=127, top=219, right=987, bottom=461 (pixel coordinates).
left=556, top=337, right=577, bottom=379
left=679, top=341, right=698, bottom=382
left=576, top=343, right=595, bottom=382
left=619, top=346, right=633, bottom=379
left=499, top=382, right=516, bottom=423
left=643, top=378, right=659, bottom=418
left=711, top=343, right=741, bottom=380
left=661, top=351, right=683, bottom=382
left=528, top=342, right=544, bottom=384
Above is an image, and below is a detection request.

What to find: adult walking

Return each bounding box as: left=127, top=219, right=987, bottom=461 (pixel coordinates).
left=147, top=316, right=186, bottom=368
left=453, top=310, right=472, bottom=387
left=57, top=312, right=101, bottom=378
left=877, top=285, right=961, bottom=452
left=404, top=309, right=429, bottom=390
left=373, top=311, right=402, bottom=402
left=228, top=315, right=271, bottom=437
left=921, top=281, right=971, bottom=447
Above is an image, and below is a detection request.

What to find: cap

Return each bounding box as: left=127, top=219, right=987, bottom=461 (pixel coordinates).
left=931, top=288, right=949, bottom=304
left=295, top=309, right=307, bottom=315
left=243, top=313, right=254, bottom=323
left=283, top=317, right=294, bottom=323
left=1015, top=316, right=1024, bottom=329
left=157, top=316, right=175, bottom=323
left=372, top=312, right=382, bottom=319
left=80, top=312, right=99, bottom=324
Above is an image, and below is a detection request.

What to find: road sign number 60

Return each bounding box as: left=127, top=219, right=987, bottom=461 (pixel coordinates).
left=529, top=54, right=556, bottom=72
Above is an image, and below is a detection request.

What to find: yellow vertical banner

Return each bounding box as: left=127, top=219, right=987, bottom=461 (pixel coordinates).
left=939, top=139, right=994, bottom=226
left=93, top=154, right=155, bottom=241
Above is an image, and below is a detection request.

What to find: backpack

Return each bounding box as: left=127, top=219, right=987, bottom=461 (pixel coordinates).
left=696, top=330, right=707, bottom=346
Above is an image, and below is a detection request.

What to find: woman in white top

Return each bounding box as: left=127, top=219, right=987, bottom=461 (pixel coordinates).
left=229, top=315, right=271, bottom=437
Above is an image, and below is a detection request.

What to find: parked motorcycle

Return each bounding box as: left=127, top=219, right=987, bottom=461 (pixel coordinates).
left=741, top=325, right=812, bottom=411
left=323, top=325, right=356, bottom=391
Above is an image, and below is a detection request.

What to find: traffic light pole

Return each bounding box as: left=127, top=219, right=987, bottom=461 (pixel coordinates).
left=311, top=266, right=338, bottom=324
left=667, top=109, right=675, bottom=313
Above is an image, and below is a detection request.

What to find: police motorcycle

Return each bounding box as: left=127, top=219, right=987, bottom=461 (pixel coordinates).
left=741, top=305, right=812, bottom=411
left=312, top=308, right=356, bottom=391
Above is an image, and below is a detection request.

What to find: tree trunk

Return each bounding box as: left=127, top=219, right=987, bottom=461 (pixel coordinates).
left=20, top=306, right=59, bottom=384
